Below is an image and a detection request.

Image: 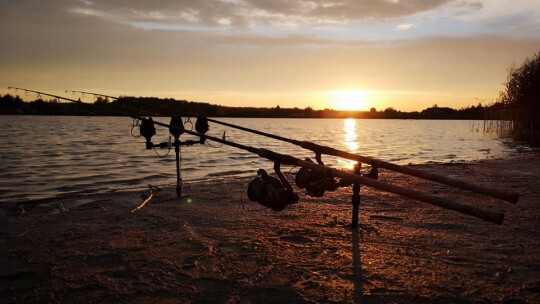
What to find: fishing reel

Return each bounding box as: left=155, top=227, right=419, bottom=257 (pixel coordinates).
left=247, top=168, right=299, bottom=211
left=295, top=159, right=379, bottom=197
left=195, top=116, right=209, bottom=143
left=139, top=117, right=156, bottom=149
left=295, top=159, right=339, bottom=197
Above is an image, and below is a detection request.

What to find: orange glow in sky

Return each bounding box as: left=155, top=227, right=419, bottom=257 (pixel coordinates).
left=0, top=1, right=539, bottom=111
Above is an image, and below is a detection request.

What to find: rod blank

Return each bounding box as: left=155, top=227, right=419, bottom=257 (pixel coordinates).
left=203, top=120, right=519, bottom=204
left=299, top=142, right=519, bottom=204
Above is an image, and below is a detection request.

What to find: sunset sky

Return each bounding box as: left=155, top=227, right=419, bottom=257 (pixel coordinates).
left=1, top=0, right=539, bottom=111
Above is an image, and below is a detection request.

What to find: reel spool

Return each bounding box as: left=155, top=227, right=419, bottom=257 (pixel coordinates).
left=247, top=169, right=299, bottom=211
left=139, top=117, right=156, bottom=149
left=295, top=160, right=338, bottom=197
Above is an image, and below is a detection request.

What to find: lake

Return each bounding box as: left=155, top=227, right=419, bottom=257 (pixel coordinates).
left=0, top=116, right=523, bottom=202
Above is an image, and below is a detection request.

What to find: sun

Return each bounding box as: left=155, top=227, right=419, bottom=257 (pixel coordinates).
left=332, top=90, right=369, bottom=111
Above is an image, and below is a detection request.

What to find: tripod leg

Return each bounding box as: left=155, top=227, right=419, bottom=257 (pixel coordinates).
left=175, top=139, right=182, bottom=197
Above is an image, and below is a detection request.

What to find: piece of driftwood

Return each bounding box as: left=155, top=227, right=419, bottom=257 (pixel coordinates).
left=131, top=184, right=162, bottom=213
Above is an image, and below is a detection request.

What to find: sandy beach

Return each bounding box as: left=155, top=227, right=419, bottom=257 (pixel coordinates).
left=1, top=155, right=539, bottom=303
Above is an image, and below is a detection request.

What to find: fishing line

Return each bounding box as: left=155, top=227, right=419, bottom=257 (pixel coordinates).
left=131, top=118, right=142, bottom=137
left=205, top=131, right=226, bottom=148
left=152, top=146, right=171, bottom=158
left=183, top=117, right=194, bottom=131
left=240, top=181, right=267, bottom=212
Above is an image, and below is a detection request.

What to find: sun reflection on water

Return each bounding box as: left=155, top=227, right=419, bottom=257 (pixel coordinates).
left=339, top=119, right=359, bottom=170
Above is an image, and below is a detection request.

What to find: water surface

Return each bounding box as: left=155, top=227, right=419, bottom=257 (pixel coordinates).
left=0, top=116, right=519, bottom=202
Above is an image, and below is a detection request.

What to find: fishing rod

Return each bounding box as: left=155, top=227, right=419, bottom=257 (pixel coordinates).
left=8, top=87, right=101, bottom=117
left=11, top=87, right=506, bottom=225
left=8, top=87, right=135, bottom=117
left=65, top=90, right=519, bottom=204
left=65, top=90, right=117, bottom=100
left=9, top=87, right=205, bottom=197
left=138, top=113, right=505, bottom=224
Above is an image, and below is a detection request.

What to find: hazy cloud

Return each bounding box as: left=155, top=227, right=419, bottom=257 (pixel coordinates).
left=395, top=23, right=416, bottom=31
left=1, top=0, right=457, bottom=28
left=85, top=0, right=458, bottom=27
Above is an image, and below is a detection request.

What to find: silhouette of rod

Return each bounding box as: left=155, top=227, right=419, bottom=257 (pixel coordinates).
left=299, top=142, right=519, bottom=204
left=136, top=118, right=504, bottom=224
left=8, top=87, right=505, bottom=224
left=12, top=87, right=81, bottom=103
left=180, top=129, right=505, bottom=225
left=148, top=117, right=505, bottom=224
left=65, top=90, right=519, bottom=204
left=196, top=121, right=519, bottom=204
left=65, top=90, right=117, bottom=100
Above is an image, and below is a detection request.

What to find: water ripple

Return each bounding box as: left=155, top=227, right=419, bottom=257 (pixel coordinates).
left=0, top=116, right=515, bottom=202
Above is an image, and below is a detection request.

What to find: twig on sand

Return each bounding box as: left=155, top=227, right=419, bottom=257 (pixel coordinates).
left=57, top=202, right=68, bottom=213
left=19, top=204, right=26, bottom=215
left=131, top=184, right=162, bottom=213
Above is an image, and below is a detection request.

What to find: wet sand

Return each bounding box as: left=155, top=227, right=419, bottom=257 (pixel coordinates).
left=1, top=155, right=539, bottom=303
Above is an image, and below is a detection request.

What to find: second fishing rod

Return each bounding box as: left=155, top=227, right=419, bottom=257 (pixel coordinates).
left=66, top=90, right=519, bottom=204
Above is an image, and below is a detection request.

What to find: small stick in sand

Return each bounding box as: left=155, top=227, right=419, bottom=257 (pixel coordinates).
left=57, top=202, right=69, bottom=213
left=131, top=184, right=162, bottom=213
left=19, top=204, right=26, bottom=215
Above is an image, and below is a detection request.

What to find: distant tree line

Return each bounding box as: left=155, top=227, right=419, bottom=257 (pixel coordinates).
left=0, top=94, right=488, bottom=119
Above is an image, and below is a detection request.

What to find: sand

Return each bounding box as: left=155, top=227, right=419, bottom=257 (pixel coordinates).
left=1, top=155, right=539, bottom=303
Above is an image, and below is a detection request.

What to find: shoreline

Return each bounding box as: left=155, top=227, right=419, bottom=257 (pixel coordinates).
left=3, top=152, right=533, bottom=206
left=1, top=156, right=539, bottom=303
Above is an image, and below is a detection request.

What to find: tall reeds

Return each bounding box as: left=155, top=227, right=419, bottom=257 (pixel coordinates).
left=486, top=51, right=540, bottom=144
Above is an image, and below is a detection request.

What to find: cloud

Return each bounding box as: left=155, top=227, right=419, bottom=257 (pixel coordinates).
left=1, top=0, right=539, bottom=106
left=102, top=0, right=452, bottom=24
left=395, top=23, right=416, bottom=31
left=2, top=0, right=455, bottom=29
left=3, top=1, right=538, bottom=40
